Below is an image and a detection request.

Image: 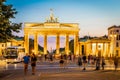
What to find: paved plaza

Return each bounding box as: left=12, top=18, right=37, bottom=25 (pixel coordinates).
left=0, top=60, right=120, bottom=80
left=0, top=68, right=120, bottom=80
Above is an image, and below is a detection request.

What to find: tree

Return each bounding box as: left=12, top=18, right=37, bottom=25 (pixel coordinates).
left=0, top=0, right=22, bottom=42
left=29, top=38, right=44, bottom=54
left=14, top=36, right=44, bottom=54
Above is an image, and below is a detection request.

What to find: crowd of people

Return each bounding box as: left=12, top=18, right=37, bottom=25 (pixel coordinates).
left=77, top=54, right=119, bottom=71
left=22, top=53, right=119, bottom=75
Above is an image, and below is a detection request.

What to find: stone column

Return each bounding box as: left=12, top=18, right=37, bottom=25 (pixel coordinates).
left=96, top=43, right=98, bottom=56
left=102, top=43, right=104, bottom=57
left=79, top=43, right=81, bottom=55
left=74, top=34, right=79, bottom=55
left=24, top=34, right=29, bottom=54
left=90, top=42, right=92, bottom=55
left=105, top=43, right=108, bottom=57
left=108, top=43, right=111, bottom=57
left=113, top=36, right=116, bottom=57
left=44, top=35, right=47, bottom=54
left=34, top=34, right=38, bottom=55
left=65, top=34, right=69, bottom=55
left=56, top=34, right=60, bottom=54
left=76, top=34, right=79, bottom=55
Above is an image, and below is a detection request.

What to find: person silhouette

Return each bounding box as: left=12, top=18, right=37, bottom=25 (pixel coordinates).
left=30, top=53, right=37, bottom=75
left=23, top=53, right=30, bottom=75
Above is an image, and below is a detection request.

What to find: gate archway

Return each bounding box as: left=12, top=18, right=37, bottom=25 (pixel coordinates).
left=24, top=11, right=80, bottom=55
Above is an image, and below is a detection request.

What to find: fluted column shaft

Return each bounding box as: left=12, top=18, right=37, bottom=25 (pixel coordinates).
left=65, top=35, right=69, bottom=55
left=96, top=43, right=98, bottom=56
left=34, top=34, right=38, bottom=55
left=24, top=34, right=29, bottom=54
left=44, top=35, right=47, bottom=54
left=74, top=34, right=79, bottom=55
left=102, top=43, right=105, bottom=57
left=56, top=34, right=60, bottom=54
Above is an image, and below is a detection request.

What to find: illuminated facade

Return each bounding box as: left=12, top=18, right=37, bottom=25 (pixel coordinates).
left=24, top=10, right=80, bottom=55
left=79, top=25, right=120, bottom=57
left=108, top=25, right=120, bottom=57
left=1, top=10, right=119, bottom=57
left=79, top=38, right=111, bottom=57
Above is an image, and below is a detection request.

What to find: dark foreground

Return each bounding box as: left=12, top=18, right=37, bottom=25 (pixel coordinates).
left=0, top=68, right=120, bottom=80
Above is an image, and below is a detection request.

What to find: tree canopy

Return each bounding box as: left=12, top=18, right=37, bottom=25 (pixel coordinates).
left=0, top=0, right=22, bottom=42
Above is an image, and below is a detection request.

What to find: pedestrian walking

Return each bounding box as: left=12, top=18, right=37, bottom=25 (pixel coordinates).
left=59, top=55, right=64, bottom=68
left=82, top=55, right=87, bottom=70
left=63, top=54, right=68, bottom=68
left=69, top=54, right=72, bottom=61
left=88, top=54, right=91, bottom=64
left=49, top=54, right=53, bottom=62
left=93, top=55, right=97, bottom=64
left=101, top=56, right=105, bottom=70
left=44, top=54, right=47, bottom=61
left=77, top=55, right=82, bottom=67
left=30, top=53, right=37, bottom=75
left=72, top=54, right=75, bottom=62
left=114, top=56, right=119, bottom=71
left=96, top=57, right=100, bottom=70
left=23, top=53, right=30, bottom=75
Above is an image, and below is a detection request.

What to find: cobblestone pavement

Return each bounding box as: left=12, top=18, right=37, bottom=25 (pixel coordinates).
left=0, top=68, right=120, bottom=80
left=0, top=68, right=74, bottom=80
left=0, top=59, right=120, bottom=80
left=40, top=69, right=120, bottom=80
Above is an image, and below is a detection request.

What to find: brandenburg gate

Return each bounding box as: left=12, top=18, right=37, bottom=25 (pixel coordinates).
left=24, top=10, right=80, bottom=55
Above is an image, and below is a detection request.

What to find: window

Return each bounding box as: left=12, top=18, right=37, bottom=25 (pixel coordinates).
left=116, top=30, right=119, bottom=33
left=116, top=42, right=119, bottom=47
left=98, top=45, right=101, bottom=48
left=2, top=44, right=4, bottom=47
left=18, top=44, right=21, bottom=46
left=116, top=50, right=119, bottom=56
left=116, top=35, right=119, bottom=40
left=82, top=45, right=84, bottom=55
left=119, top=35, right=120, bottom=40
left=110, top=30, right=112, bottom=34
left=113, top=30, right=116, bottom=34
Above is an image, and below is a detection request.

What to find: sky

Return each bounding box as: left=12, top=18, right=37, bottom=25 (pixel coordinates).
left=6, top=0, right=120, bottom=51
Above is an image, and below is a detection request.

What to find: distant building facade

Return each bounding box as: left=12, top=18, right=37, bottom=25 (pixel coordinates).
left=79, top=38, right=111, bottom=57
left=79, top=25, right=120, bottom=57
left=108, top=25, right=120, bottom=57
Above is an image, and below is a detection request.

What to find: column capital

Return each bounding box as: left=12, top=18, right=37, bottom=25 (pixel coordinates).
left=34, top=33, right=38, bottom=35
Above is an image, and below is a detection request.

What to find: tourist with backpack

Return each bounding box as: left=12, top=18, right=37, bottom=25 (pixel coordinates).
left=23, top=53, right=30, bottom=75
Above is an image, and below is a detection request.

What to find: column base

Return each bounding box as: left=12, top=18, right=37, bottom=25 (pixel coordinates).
left=55, top=53, right=60, bottom=59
